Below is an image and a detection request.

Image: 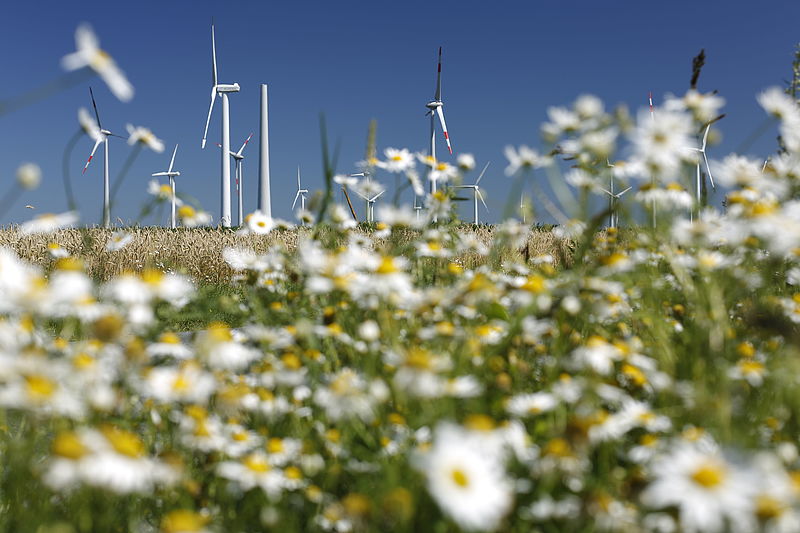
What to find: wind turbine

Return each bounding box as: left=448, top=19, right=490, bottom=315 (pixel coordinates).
left=454, top=162, right=490, bottom=224
left=201, top=22, right=240, bottom=228
left=218, top=132, right=253, bottom=226
left=414, top=195, right=422, bottom=221
left=82, top=87, right=124, bottom=228
left=425, top=47, right=453, bottom=197
left=354, top=189, right=385, bottom=223
left=689, top=125, right=714, bottom=210
left=152, top=144, right=181, bottom=229
left=599, top=186, right=632, bottom=228
left=292, top=166, right=309, bottom=222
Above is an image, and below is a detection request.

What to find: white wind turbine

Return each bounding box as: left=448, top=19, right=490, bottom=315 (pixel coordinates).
left=82, top=87, right=125, bottom=228
left=354, top=189, right=385, bottom=223
left=599, top=185, right=632, bottom=228
left=414, top=195, right=423, bottom=221
left=688, top=124, right=715, bottom=209
left=218, top=132, right=253, bottom=226
left=425, top=47, right=453, bottom=197
left=292, top=166, right=309, bottom=221
left=152, top=144, right=181, bottom=229
left=454, top=162, right=490, bottom=224
left=201, top=23, right=240, bottom=228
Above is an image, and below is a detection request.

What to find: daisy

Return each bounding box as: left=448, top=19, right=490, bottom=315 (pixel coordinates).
left=61, top=23, right=134, bottom=102
left=457, top=153, right=476, bottom=171
left=379, top=148, right=415, bottom=173
left=178, top=205, right=213, bottom=227
left=641, top=439, right=757, bottom=533
left=506, top=392, right=558, bottom=417
left=106, top=230, right=133, bottom=252
left=504, top=145, right=545, bottom=176
left=19, top=211, right=78, bottom=235
left=78, top=107, right=101, bottom=140
left=246, top=210, right=275, bottom=234
left=126, top=124, right=165, bottom=152
left=415, top=422, right=513, bottom=531
left=629, top=108, right=694, bottom=182
left=16, top=163, right=41, bottom=190
left=217, top=452, right=286, bottom=498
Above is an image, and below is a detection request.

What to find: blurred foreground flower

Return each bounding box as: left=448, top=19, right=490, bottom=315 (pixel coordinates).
left=16, top=163, right=42, bottom=190
left=126, top=124, right=164, bottom=153
left=61, top=23, right=133, bottom=102
left=19, top=212, right=78, bottom=235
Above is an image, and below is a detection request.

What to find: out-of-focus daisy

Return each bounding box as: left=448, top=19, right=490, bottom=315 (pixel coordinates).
left=47, top=242, right=70, bottom=258
left=16, top=163, right=41, bottom=190
left=415, top=422, right=513, bottom=531
left=246, top=211, right=275, bottom=234
left=148, top=180, right=182, bottom=203
left=126, top=124, right=164, bottom=153
left=457, top=153, right=476, bottom=171
left=629, top=109, right=694, bottom=181
left=19, top=212, right=78, bottom=235
left=379, top=148, right=415, bottom=173
left=106, top=230, right=133, bottom=251
left=641, top=439, right=757, bottom=533
left=504, top=145, right=546, bottom=177
left=178, top=205, right=212, bottom=227
left=217, top=451, right=286, bottom=498
left=61, top=23, right=134, bottom=102
left=78, top=107, right=101, bottom=140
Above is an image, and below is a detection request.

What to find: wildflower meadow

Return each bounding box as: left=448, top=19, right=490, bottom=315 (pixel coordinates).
left=4, top=19, right=800, bottom=533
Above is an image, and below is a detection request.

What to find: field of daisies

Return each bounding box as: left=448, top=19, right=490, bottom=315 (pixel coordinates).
left=7, top=64, right=800, bottom=532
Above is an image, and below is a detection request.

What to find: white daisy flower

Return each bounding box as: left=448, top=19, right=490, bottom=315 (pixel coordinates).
left=61, top=23, right=134, bottom=102
left=126, top=124, right=165, bottom=153
left=19, top=212, right=78, bottom=235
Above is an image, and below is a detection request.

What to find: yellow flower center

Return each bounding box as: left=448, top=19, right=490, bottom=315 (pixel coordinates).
left=756, top=494, right=785, bottom=520
left=267, top=438, right=284, bottom=454
left=690, top=462, right=726, bottom=488
left=450, top=468, right=470, bottom=488
left=162, top=510, right=210, bottom=533
left=25, top=374, right=56, bottom=399
left=102, top=426, right=145, bottom=458
left=178, top=205, right=196, bottom=218
left=159, top=332, right=181, bottom=345
left=52, top=431, right=88, bottom=460
left=243, top=454, right=270, bottom=473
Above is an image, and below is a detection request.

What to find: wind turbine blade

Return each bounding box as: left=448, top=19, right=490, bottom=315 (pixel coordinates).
left=435, top=106, right=452, bottom=154
left=617, top=186, right=633, bottom=196
left=297, top=166, right=301, bottom=189
left=701, top=125, right=710, bottom=151
left=292, top=190, right=301, bottom=209
left=168, top=144, right=178, bottom=173
left=82, top=136, right=104, bottom=174
left=597, top=186, right=614, bottom=196
left=434, top=46, right=442, bottom=101
left=237, top=132, right=253, bottom=156
left=648, top=91, right=654, bottom=119
left=201, top=87, right=216, bottom=149
left=89, top=87, right=102, bottom=130
left=353, top=190, right=369, bottom=201
left=107, top=133, right=126, bottom=139
left=477, top=189, right=488, bottom=211
left=703, top=152, right=715, bottom=189
left=370, top=190, right=385, bottom=202
left=211, top=23, right=218, bottom=87
left=475, top=161, right=490, bottom=185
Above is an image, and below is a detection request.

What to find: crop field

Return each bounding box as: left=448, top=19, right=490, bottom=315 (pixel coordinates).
left=0, top=225, right=572, bottom=284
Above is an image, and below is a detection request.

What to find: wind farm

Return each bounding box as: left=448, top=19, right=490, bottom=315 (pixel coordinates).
left=2, top=3, right=800, bottom=532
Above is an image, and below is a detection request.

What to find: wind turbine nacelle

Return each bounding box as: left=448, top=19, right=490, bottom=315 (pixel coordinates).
left=217, top=84, right=240, bottom=93
left=425, top=101, right=442, bottom=110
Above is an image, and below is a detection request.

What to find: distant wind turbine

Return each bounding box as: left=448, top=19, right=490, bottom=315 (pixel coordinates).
left=152, top=144, right=181, bottom=229
left=689, top=124, right=715, bottom=210
left=218, top=132, right=253, bottom=226
left=599, top=186, right=632, bottom=228
left=425, top=47, right=453, bottom=197
left=82, top=87, right=125, bottom=228
left=354, top=189, right=385, bottom=223
left=292, top=166, right=309, bottom=222
left=201, top=22, right=240, bottom=227
left=454, top=162, right=490, bottom=224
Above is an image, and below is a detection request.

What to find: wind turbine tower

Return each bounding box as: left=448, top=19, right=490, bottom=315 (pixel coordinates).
left=201, top=23, right=239, bottom=228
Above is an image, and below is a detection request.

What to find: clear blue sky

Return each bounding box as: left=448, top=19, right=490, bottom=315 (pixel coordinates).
left=1, top=0, right=798, bottom=226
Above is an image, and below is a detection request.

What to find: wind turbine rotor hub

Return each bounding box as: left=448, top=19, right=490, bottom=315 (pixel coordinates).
left=425, top=101, right=442, bottom=109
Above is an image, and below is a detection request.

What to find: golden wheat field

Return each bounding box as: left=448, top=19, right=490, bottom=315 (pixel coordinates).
left=0, top=226, right=572, bottom=283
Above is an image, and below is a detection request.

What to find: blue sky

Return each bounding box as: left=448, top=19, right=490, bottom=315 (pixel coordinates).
left=0, top=0, right=799, bottom=226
